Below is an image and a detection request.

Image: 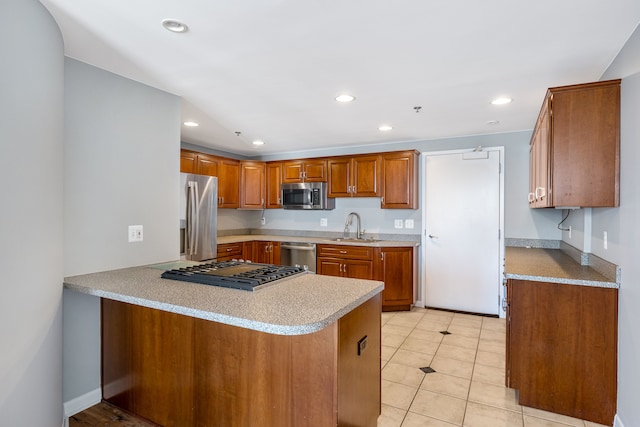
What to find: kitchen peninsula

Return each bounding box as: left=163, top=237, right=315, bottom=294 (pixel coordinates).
left=64, top=263, right=384, bottom=427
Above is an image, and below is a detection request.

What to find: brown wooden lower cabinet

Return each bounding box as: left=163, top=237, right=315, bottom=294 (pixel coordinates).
left=506, top=279, right=617, bottom=425
left=317, top=244, right=416, bottom=311
left=101, top=294, right=381, bottom=427
left=376, top=247, right=416, bottom=312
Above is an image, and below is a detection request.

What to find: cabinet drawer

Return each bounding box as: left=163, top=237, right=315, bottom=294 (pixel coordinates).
left=317, top=244, right=374, bottom=260
left=217, top=243, right=243, bottom=260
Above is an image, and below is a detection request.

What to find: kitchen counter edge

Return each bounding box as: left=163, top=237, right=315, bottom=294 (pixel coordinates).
left=63, top=265, right=384, bottom=336
left=504, top=247, right=619, bottom=289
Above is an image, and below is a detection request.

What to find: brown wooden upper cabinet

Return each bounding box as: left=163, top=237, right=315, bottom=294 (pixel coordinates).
left=266, top=162, right=282, bottom=208
left=327, top=154, right=381, bottom=198
left=381, top=150, right=419, bottom=209
left=239, top=161, right=265, bottom=209
left=529, top=79, right=620, bottom=208
left=281, top=159, right=327, bottom=183
left=180, top=149, right=239, bottom=208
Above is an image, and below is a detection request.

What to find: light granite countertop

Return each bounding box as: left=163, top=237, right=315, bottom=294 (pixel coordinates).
left=64, top=263, right=384, bottom=335
left=505, top=247, right=618, bottom=289
left=218, top=234, right=419, bottom=247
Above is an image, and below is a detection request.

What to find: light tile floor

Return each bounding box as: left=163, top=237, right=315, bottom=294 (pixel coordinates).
left=378, top=307, right=610, bottom=427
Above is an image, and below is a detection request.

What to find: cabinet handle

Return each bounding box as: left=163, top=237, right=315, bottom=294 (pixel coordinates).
left=528, top=192, right=535, bottom=203
left=381, top=196, right=384, bottom=204
left=339, top=250, right=347, bottom=254
left=535, top=187, right=545, bottom=200
left=343, top=264, right=347, bottom=275
left=261, top=198, right=264, bottom=206
left=277, top=197, right=281, bottom=204
left=226, top=248, right=232, bottom=252
left=381, top=252, right=384, bottom=261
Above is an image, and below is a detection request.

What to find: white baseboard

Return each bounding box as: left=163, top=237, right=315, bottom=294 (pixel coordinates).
left=63, top=388, right=102, bottom=418
left=614, top=414, right=624, bottom=427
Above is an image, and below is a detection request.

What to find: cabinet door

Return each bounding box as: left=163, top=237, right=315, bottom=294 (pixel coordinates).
left=253, top=241, right=272, bottom=264
left=282, top=161, right=304, bottom=183
left=378, top=247, right=414, bottom=311
left=352, top=154, right=381, bottom=197
left=508, top=279, right=618, bottom=424
left=317, top=258, right=343, bottom=277
left=196, top=153, right=220, bottom=177
left=266, top=162, right=282, bottom=208
left=180, top=149, right=197, bottom=173
left=271, top=242, right=281, bottom=265
left=343, top=260, right=373, bottom=280
left=242, top=241, right=254, bottom=262
left=218, top=159, right=239, bottom=208
left=381, top=151, right=418, bottom=209
left=327, top=157, right=351, bottom=197
left=303, top=159, right=327, bottom=182
left=240, top=161, right=265, bottom=209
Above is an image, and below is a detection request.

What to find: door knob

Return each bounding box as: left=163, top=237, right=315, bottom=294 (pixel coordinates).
left=428, top=235, right=439, bottom=239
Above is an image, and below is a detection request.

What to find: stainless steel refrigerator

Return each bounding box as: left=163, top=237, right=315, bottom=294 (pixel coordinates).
left=180, top=173, right=218, bottom=261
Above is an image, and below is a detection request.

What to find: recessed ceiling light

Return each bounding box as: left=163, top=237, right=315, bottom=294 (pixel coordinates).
left=335, top=94, right=356, bottom=103
left=162, top=19, right=189, bottom=33
left=183, top=121, right=199, bottom=127
left=486, top=120, right=500, bottom=125
left=378, top=125, right=393, bottom=131
left=491, top=97, right=512, bottom=105
left=252, top=140, right=265, bottom=146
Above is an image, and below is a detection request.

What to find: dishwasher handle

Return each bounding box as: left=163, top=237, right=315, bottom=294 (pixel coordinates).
left=281, top=243, right=316, bottom=251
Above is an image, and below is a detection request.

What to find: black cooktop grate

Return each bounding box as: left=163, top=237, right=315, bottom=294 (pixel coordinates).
left=160, top=260, right=306, bottom=291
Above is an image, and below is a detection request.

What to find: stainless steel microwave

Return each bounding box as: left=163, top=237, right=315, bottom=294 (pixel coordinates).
left=281, top=182, right=335, bottom=210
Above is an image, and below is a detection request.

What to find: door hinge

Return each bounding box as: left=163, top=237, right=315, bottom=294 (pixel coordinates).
left=498, top=229, right=501, bottom=239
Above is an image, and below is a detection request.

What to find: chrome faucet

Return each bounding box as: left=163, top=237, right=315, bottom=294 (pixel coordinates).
left=344, top=212, right=363, bottom=239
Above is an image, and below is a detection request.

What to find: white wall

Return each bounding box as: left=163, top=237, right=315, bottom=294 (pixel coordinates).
left=0, top=0, right=64, bottom=425
left=63, top=58, right=181, bottom=404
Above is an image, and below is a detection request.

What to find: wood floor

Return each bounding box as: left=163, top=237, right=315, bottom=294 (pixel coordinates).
left=69, top=402, right=159, bottom=427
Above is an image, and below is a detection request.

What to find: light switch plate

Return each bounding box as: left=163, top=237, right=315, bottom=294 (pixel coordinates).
left=394, top=219, right=403, bottom=229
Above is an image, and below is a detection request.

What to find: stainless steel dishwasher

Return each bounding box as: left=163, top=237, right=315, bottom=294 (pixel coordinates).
left=280, top=242, right=317, bottom=272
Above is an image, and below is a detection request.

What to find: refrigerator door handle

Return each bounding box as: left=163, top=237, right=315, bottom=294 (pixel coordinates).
left=187, top=181, right=200, bottom=255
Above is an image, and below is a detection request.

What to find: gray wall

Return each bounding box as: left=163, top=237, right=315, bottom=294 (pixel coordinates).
left=250, top=131, right=562, bottom=240
left=0, top=0, right=64, bottom=425
left=592, top=70, right=640, bottom=427
left=557, top=24, right=640, bottom=427
left=63, top=58, right=181, bottom=403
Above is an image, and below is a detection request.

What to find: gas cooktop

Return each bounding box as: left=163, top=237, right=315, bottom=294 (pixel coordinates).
left=160, top=260, right=306, bottom=291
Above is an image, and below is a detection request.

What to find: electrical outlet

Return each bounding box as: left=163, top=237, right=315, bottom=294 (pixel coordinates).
left=394, top=219, right=403, bottom=229
left=260, top=217, right=266, bottom=225
left=604, top=231, right=608, bottom=250
left=320, top=218, right=328, bottom=227
left=405, top=219, right=414, bottom=229
left=569, top=226, right=572, bottom=239
left=128, top=225, right=143, bottom=242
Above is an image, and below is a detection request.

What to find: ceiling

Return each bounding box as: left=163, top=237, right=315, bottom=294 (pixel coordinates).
left=40, top=0, right=640, bottom=157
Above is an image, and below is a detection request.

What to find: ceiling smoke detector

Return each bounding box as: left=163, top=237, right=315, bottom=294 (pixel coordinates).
left=162, top=19, right=189, bottom=33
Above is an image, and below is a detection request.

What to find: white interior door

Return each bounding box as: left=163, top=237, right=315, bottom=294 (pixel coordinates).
left=423, top=149, right=502, bottom=315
